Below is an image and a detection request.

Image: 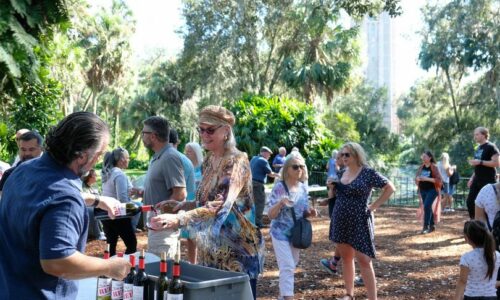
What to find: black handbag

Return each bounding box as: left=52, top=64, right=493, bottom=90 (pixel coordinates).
left=282, top=182, right=313, bottom=249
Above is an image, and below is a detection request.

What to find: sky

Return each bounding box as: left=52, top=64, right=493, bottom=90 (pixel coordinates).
left=124, top=0, right=184, bottom=62
left=122, top=0, right=428, bottom=95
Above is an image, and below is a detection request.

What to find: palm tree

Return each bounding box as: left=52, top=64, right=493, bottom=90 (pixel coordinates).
left=281, top=2, right=359, bottom=104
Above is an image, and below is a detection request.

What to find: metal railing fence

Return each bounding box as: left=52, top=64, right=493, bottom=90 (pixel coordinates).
left=309, top=171, right=470, bottom=209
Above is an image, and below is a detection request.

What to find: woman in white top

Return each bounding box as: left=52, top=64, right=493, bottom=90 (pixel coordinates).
left=454, top=220, right=500, bottom=300
left=475, top=183, right=500, bottom=228
left=438, top=153, right=456, bottom=212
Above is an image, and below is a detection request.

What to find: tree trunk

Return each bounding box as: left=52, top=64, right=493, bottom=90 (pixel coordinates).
left=444, top=68, right=461, bottom=131
left=114, top=97, right=121, bottom=148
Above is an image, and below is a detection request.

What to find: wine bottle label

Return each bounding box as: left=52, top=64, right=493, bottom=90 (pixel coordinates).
left=123, top=283, right=133, bottom=300
left=97, top=278, right=112, bottom=297
left=132, top=286, right=144, bottom=300
left=111, top=280, right=124, bottom=300
left=117, top=204, right=127, bottom=216
left=166, top=293, right=183, bottom=300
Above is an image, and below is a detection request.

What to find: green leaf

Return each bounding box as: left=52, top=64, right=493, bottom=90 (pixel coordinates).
left=0, top=45, right=21, bottom=77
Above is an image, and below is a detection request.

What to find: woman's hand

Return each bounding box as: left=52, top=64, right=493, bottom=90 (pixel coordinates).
left=150, top=214, right=180, bottom=231
left=306, top=207, right=317, bottom=218
left=129, top=187, right=143, bottom=197
left=206, top=200, right=224, bottom=209
left=279, top=197, right=293, bottom=207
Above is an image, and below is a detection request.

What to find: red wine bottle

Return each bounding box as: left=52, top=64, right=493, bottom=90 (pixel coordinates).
left=97, top=244, right=112, bottom=300
left=95, top=204, right=153, bottom=221
left=132, top=250, right=149, bottom=300
left=167, top=242, right=184, bottom=299
left=154, top=252, right=169, bottom=300
left=122, top=254, right=136, bottom=300
left=111, top=252, right=124, bottom=300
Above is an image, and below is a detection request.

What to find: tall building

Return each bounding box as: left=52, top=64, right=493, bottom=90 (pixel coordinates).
left=360, top=12, right=399, bottom=133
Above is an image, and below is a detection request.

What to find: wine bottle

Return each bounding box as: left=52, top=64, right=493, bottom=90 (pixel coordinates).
left=95, top=204, right=153, bottom=221
left=132, top=250, right=149, bottom=300
left=111, top=252, right=125, bottom=300
left=154, top=252, right=169, bottom=300
left=97, top=244, right=112, bottom=300
left=123, top=254, right=136, bottom=300
left=167, top=242, right=184, bottom=299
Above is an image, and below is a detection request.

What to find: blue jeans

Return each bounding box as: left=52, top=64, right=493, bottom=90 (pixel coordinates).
left=420, top=189, right=437, bottom=228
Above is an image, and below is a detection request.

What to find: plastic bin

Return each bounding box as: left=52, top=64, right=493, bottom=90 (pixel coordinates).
left=146, top=260, right=253, bottom=300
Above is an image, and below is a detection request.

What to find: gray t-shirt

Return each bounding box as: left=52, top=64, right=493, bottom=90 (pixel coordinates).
left=143, top=144, right=185, bottom=206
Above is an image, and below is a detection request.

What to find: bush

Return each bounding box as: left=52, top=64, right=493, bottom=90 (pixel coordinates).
left=225, top=93, right=341, bottom=171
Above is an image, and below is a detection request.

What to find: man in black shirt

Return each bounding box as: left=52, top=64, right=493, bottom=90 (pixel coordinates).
left=466, top=126, right=499, bottom=218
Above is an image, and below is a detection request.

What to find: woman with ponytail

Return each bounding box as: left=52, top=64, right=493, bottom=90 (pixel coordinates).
left=455, top=220, right=500, bottom=300
left=101, top=147, right=137, bottom=256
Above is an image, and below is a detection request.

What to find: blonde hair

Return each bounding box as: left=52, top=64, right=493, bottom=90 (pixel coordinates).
left=185, top=142, right=204, bottom=168
left=441, top=152, right=450, bottom=170
left=281, top=152, right=308, bottom=183
left=341, top=142, right=369, bottom=167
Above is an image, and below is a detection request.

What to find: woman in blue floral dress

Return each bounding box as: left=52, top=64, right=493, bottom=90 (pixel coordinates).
left=267, top=152, right=317, bottom=300
left=330, top=142, right=395, bottom=300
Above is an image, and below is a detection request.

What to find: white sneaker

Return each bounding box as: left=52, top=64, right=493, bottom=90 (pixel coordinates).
left=449, top=208, right=455, bottom=212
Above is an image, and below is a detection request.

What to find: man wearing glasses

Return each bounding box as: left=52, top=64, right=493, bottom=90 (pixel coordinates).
left=250, top=146, right=279, bottom=229
left=135, top=116, right=186, bottom=258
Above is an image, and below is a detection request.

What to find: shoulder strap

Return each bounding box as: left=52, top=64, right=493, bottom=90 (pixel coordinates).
left=282, top=181, right=298, bottom=224
left=493, top=184, right=498, bottom=196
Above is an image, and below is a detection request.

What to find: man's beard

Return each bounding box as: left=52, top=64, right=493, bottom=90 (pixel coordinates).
left=21, top=155, right=33, bottom=161
left=143, top=140, right=153, bottom=150
left=76, top=156, right=92, bottom=177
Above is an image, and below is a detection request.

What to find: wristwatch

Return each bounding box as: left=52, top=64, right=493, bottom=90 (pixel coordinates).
left=92, top=194, right=100, bottom=207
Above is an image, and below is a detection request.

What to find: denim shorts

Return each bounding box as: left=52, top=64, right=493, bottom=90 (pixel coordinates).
left=441, top=182, right=451, bottom=195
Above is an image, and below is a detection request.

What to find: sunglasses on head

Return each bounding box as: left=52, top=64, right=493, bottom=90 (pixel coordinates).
left=291, top=164, right=306, bottom=170
left=197, top=125, right=222, bottom=135
left=341, top=152, right=351, bottom=158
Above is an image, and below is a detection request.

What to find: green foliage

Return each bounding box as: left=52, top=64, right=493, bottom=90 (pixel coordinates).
left=122, top=58, right=190, bottom=152
left=326, top=81, right=401, bottom=170
left=1, top=78, right=63, bottom=160
left=323, top=112, right=360, bottom=143
left=398, top=76, right=499, bottom=175
left=418, top=0, right=500, bottom=130
left=0, top=0, right=69, bottom=102
left=225, top=94, right=341, bottom=171
left=179, top=0, right=400, bottom=105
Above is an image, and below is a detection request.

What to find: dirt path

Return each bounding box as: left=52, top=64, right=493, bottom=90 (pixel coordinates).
left=86, top=207, right=469, bottom=299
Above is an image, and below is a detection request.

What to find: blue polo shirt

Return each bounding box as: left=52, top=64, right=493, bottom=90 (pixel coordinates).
left=177, top=150, right=196, bottom=201
left=0, top=153, right=88, bottom=299
left=272, top=154, right=286, bottom=172
left=250, top=155, right=272, bottom=184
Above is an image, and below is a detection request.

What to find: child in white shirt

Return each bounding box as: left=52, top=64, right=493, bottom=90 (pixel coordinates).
left=455, top=220, right=500, bottom=300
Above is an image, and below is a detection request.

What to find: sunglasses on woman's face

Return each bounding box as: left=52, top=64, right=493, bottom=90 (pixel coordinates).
left=291, top=164, right=306, bottom=170
left=340, top=152, right=351, bottom=158
left=197, top=125, right=222, bottom=135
